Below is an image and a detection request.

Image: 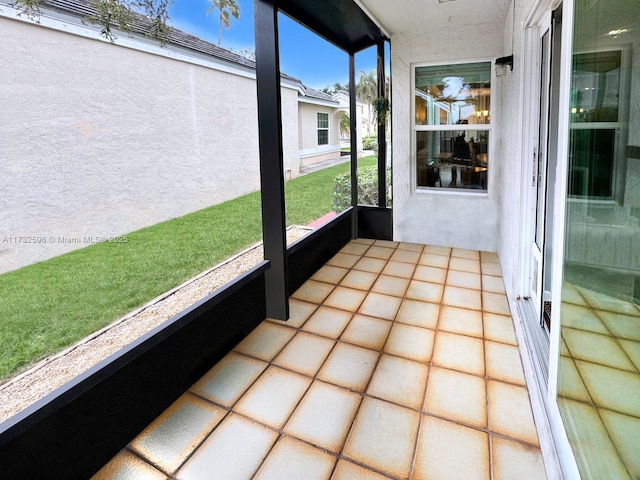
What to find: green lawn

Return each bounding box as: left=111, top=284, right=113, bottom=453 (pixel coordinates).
left=0, top=156, right=376, bottom=380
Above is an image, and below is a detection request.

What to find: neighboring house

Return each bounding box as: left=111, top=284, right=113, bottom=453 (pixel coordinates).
left=296, top=86, right=364, bottom=166
left=0, top=0, right=358, bottom=273
left=332, top=89, right=370, bottom=142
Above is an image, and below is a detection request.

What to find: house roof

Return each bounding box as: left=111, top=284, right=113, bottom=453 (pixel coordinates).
left=41, top=0, right=259, bottom=68
left=295, top=85, right=342, bottom=108
left=302, top=87, right=335, bottom=102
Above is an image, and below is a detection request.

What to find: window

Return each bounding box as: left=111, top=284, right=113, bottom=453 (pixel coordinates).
left=568, top=50, right=627, bottom=200
left=317, top=112, right=329, bottom=145
left=413, top=62, right=492, bottom=191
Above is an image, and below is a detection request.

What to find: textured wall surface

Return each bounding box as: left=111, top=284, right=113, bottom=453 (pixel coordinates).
left=390, top=20, right=505, bottom=252
left=0, top=16, right=298, bottom=273
left=281, top=87, right=301, bottom=178
left=494, top=0, right=529, bottom=297
left=297, top=103, right=341, bottom=161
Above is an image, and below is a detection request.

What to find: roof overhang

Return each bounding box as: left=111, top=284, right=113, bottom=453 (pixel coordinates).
left=298, top=96, right=339, bottom=108
left=277, top=0, right=387, bottom=54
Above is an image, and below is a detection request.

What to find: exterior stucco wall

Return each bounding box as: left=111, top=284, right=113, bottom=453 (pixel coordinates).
left=390, top=21, right=505, bottom=251
left=0, top=15, right=298, bottom=273
left=297, top=102, right=341, bottom=164
left=281, top=87, right=301, bottom=179
left=494, top=0, right=531, bottom=297
left=332, top=92, right=365, bottom=151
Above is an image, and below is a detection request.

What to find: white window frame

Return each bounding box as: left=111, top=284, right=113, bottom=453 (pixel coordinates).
left=317, top=112, right=329, bottom=146
left=411, top=60, right=493, bottom=196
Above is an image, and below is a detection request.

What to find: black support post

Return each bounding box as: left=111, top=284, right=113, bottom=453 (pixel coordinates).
left=376, top=41, right=387, bottom=208
left=349, top=53, right=358, bottom=238
left=254, top=0, right=289, bottom=320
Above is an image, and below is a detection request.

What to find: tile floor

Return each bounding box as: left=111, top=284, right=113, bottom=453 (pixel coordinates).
left=557, top=283, right=640, bottom=480
left=93, top=239, right=547, bottom=480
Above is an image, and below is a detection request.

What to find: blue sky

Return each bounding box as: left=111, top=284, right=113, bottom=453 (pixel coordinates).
left=167, top=0, right=379, bottom=90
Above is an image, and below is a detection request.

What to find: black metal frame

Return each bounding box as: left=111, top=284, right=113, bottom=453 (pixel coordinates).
left=287, top=209, right=353, bottom=295
left=358, top=205, right=393, bottom=240
left=278, top=0, right=386, bottom=54
left=350, top=53, right=360, bottom=238
left=256, top=0, right=391, bottom=322
left=255, top=0, right=289, bottom=321
left=377, top=41, right=388, bottom=209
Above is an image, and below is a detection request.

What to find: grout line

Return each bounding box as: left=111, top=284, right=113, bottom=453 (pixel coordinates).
left=103, top=241, right=551, bottom=479
left=480, top=262, right=496, bottom=480
left=330, top=241, right=407, bottom=480
left=229, top=279, right=352, bottom=479
left=170, top=408, right=236, bottom=476
left=256, top=241, right=384, bottom=478
left=407, top=242, right=435, bottom=480
left=175, top=352, right=278, bottom=474
left=121, top=446, right=169, bottom=477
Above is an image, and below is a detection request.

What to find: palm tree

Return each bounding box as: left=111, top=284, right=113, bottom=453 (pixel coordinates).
left=340, top=113, right=350, bottom=138
left=322, top=81, right=349, bottom=95
left=357, top=69, right=377, bottom=136
left=207, top=0, right=240, bottom=46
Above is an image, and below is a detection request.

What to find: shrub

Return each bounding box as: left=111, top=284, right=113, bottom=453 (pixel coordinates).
left=362, top=135, right=378, bottom=151
left=333, top=165, right=392, bottom=213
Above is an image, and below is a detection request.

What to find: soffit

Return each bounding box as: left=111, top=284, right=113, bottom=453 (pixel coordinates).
left=358, top=0, right=512, bottom=35
left=277, top=0, right=387, bottom=54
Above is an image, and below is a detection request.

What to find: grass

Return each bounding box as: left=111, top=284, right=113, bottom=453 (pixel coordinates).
left=0, top=156, right=376, bottom=380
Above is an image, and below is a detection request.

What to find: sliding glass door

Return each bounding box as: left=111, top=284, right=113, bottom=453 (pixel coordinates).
left=557, top=0, right=639, bottom=477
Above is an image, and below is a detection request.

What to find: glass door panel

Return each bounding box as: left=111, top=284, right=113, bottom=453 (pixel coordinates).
left=558, top=0, right=639, bottom=478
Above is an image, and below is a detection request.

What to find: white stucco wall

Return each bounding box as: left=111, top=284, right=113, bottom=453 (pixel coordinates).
left=281, top=87, right=301, bottom=179
left=390, top=21, right=505, bottom=251
left=494, top=0, right=531, bottom=297
left=297, top=102, right=341, bottom=164
left=0, top=14, right=298, bottom=273
left=332, top=91, right=365, bottom=151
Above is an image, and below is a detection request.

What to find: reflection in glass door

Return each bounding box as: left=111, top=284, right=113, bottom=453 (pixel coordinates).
left=557, top=0, right=639, bottom=478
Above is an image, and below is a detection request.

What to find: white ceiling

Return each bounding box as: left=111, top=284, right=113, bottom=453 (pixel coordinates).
left=357, top=0, right=513, bottom=36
